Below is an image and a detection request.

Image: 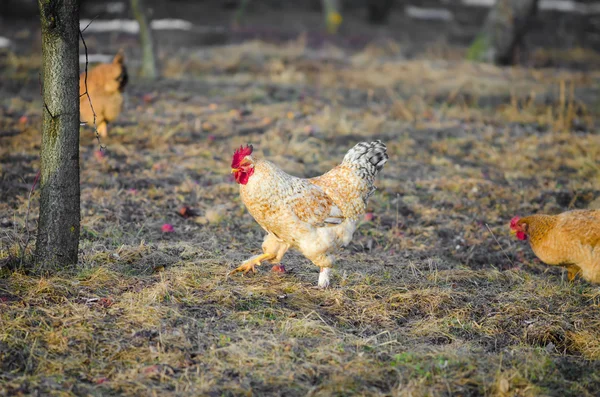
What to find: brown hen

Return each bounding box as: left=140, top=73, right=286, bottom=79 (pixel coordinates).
left=79, top=50, right=128, bottom=138
left=510, top=210, right=600, bottom=283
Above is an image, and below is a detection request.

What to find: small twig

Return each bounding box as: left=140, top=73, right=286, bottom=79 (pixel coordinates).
left=304, top=310, right=337, bottom=336
left=485, top=223, right=514, bottom=267
left=38, top=73, right=56, bottom=119
left=232, top=0, right=251, bottom=28
left=19, top=170, right=41, bottom=267
left=79, top=27, right=104, bottom=151
left=395, top=193, right=400, bottom=230
left=81, top=14, right=100, bottom=33
left=567, top=190, right=579, bottom=210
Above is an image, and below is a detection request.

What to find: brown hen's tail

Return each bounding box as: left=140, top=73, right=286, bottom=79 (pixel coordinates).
left=113, top=48, right=125, bottom=65
left=342, top=140, right=388, bottom=183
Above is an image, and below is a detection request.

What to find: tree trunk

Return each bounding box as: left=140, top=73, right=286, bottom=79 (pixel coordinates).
left=130, top=0, right=158, bottom=79
left=467, top=0, right=539, bottom=65
left=35, top=0, right=81, bottom=270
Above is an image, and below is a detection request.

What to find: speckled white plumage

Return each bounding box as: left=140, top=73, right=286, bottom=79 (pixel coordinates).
left=233, top=141, right=388, bottom=287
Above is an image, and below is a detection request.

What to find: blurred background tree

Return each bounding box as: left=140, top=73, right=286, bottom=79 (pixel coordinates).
left=468, top=0, right=539, bottom=65
left=35, top=0, right=81, bottom=270
left=321, top=0, right=343, bottom=34
left=130, top=0, right=158, bottom=79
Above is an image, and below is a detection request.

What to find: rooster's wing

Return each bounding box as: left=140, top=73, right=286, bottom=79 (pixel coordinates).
left=283, top=178, right=345, bottom=228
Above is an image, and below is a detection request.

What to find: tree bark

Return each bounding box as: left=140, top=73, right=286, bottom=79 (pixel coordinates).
left=467, top=0, right=539, bottom=65
left=130, top=0, right=158, bottom=79
left=35, top=0, right=81, bottom=270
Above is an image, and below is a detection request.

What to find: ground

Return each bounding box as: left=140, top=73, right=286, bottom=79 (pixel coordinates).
left=1, top=2, right=600, bottom=396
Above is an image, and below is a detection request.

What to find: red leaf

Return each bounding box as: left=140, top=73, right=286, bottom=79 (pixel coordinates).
left=94, top=150, right=106, bottom=161
left=143, top=93, right=157, bottom=103
left=98, top=297, right=114, bottom=308
left=178, top=206, right=198, bottom=219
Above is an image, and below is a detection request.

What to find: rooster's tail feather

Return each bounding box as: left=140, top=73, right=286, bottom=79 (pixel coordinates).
left=342, top=140, right=388, bottom=181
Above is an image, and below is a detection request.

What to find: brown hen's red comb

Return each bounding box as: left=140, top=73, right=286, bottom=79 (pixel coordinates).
left=510, top=216, right=520, bottom=229
left=232, top=144, right=253, bottom=168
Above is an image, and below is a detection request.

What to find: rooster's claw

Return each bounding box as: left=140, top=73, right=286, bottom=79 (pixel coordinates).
left=229, top=262, right=258, bottom=275
left=229, top=253, right=275, bottom=276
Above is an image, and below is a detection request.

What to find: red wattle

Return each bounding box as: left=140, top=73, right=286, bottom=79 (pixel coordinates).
left=516, top=231, right=527, bottom=240
left=234, top=168, right=254, bottom=185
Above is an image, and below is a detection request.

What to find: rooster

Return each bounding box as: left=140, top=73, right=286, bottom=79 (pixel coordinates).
left=229, top=141, right=388, bottom=287
left=510, top=210, right=600, bottom=283
left=79, top=50, right=128, bottom=138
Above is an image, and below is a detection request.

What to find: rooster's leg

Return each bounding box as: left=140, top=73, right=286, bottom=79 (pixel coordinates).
left=318, top=267, right=332, bottom=288
left=566, top=265, right=581, bottom=281
left=262, top=234, right=290, bottom=273
left=306, top=254, right=334, bottom=288
left=97, top=121, right=108, bottom=138
left=229, top=253, right=275, bottom=275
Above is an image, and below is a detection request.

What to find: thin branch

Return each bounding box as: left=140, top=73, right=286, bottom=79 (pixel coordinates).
left=485, top=223, right=514, bottom=267
left=81, top=14, right=99, bottom=33
left=79, top=27, right=105, bottom=151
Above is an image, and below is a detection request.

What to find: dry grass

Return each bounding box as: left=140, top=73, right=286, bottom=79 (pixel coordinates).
left=1, top=39, right=600, bottom=396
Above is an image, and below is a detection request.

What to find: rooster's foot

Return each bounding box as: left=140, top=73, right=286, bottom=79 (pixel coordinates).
left=567, top=265, right=581, bottom=282
left=317, top=267, right=332, bottom=288
left=229, top=253, right=274, bottom=276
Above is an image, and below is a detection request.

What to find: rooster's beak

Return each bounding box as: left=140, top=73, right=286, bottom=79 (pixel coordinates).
left=231, top=168, right=240, bottom=173
left=510, top=229, right=517, bottom=235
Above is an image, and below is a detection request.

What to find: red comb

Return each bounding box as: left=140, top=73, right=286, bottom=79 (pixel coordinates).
left=231, top=144, right=253, bottom=168
left=510, top=216, right=520, bottom=228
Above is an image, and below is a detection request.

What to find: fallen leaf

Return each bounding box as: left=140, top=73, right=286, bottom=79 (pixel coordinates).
left=141, top=364, right=174, bottom=378
left=142, top=365, right=161, bottom=377
left=178, top=206, right=199, bottom=219
left=201, top=121, right=216, bottom=132
left=98, top=297, right=113, bottom=308
left=272, top=265, right=286, bottom=273
left=94, top=150, right=106, bottom=161
left=142, top=93, right=157, bottom=103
